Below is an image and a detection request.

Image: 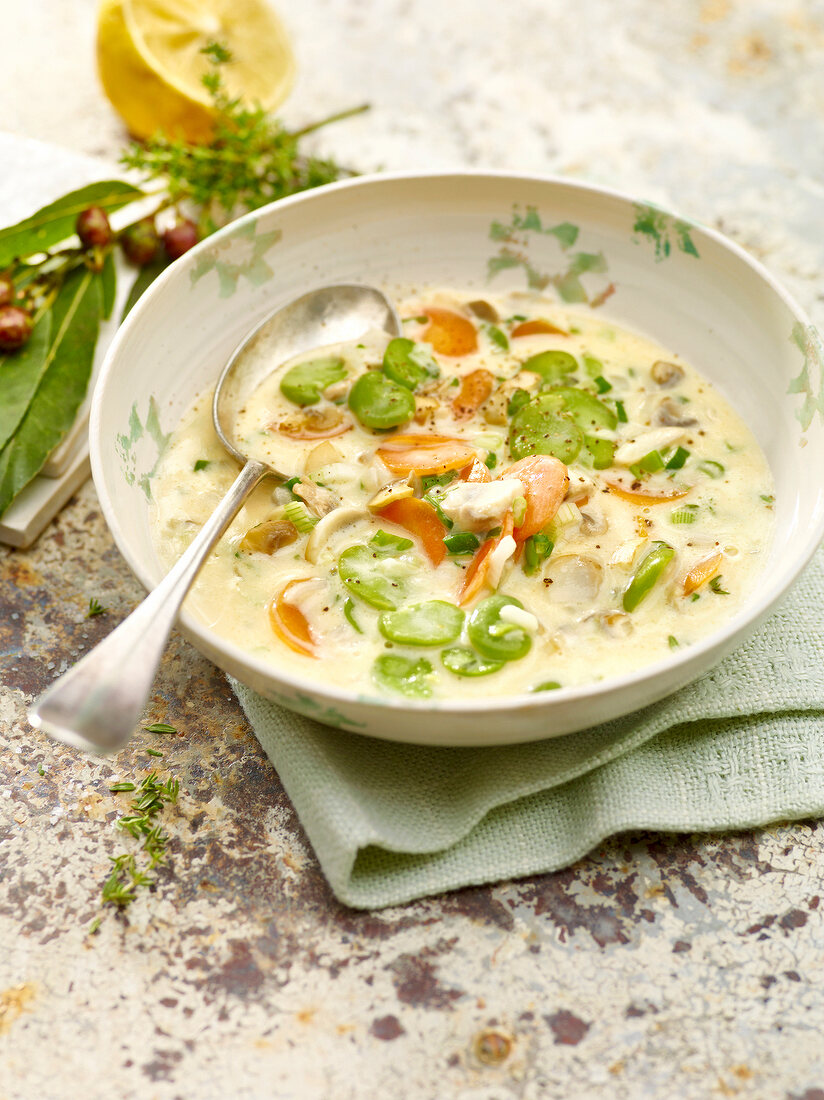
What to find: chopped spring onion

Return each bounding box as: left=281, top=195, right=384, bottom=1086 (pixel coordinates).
left=639, top=449, right=665, bottom=473
left=698, top=459, right=725, bottom=479
left=443, top=531, right=481, bottom=555
left=421, top=469, right=458, bottom=492
left=523, top=530, right=554, bottom=575
left=594, top=375, right=612, bottom=394
left=485, top=324, right=509, bottom=350
left=665, top=446, right=690, bottom=470
left=282, top=475, right=301, bottom=492
left=484, top=452, right=498, bottom=470
left=370, top=529, right=414, bottom=554
left=554, top=502, right=580, bottom=529
left=193, top=458, right=210, bottom=471
left=283, top=501, right=318, bottom=533
left=343, top=597, right=363, bottom=633
left=423, top=491, right=454, bottom=529
left=512, top=495, right=527, bottom=526
left=670, top=505, right=699, bottom=524
left=614, top=399, right=628, bottom=423
left=668, top=635, right=679, bottom=648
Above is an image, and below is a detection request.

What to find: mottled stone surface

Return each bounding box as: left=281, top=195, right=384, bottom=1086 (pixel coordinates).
left=4, top=0, right=824, bottom=1096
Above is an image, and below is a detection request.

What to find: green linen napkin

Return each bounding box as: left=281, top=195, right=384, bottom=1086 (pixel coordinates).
left=233, top=544, right=824, bottom=910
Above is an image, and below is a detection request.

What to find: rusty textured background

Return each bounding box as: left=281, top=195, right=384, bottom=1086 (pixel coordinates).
left=4, top=0, right=824, bottom=1096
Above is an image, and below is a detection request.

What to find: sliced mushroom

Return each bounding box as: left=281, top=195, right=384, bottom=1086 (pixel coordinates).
left=277, top=405, right=352, bottom=440
left=597, top=611, right=633, bottom=638
left=545, top=555, right=604, bottom=604
left=651, top=360, right=685, bottom=388
left=240, top=518, right=297, bottom=555
left=367, top=478, right=415, bottom=512
left=579, top=507, right=608, bottom=536
left=294, top=479, right=339, bottom=517
left=654, top=396, right=698, bottom=428
left=304, top=441, right=343, bottom=475
left=304, top=507, right=364, bottom=564
left=467, top=299, right=500, bottom=323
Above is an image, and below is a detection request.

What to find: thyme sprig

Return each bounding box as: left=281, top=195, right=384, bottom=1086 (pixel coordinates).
left=86, top=597, right=107, bottom=618
left=120, top=42, right=366, bottom=235
left=101, top=771, right=180, bottom=911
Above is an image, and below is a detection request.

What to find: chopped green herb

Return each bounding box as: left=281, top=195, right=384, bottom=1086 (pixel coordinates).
left=532, top=680, right=561, bottom=692
left=443, top=531, right=481, bottom=555
left=760, top=493, right=775, bottom=505
left=690, top=592, right=700, bottom=602
left=146, top=748, right=164, bottom=758
left=594, top=375, right=612, bottom=394
left=86, top=597, right=107, bottom=618
left=101, top=770, right=180, bottom=910
left=193, top=458, right=211, bottom=471
left=709, top=575, right=729, bottom=595
left=614, top=399, right=628, bottom=423
left=523, top=531, right=554, bottom=575
left=697, top=459, right=725, bottom=479
left=143, top=723, right=177, bottom=733
left=484, top=452, right=497, bottom=470
left=110, top=782, right=137, bottom=792
left=282, top=475, right=301, bottom=492
left=665, top=446, right=690, bottom=470
left=87, top=917, right=102, bottom=936
left=668, top=635, right=679, bottom=648
left=402, top=315, right=429, bottom=324
left=423, top=491, right=454, bottom=530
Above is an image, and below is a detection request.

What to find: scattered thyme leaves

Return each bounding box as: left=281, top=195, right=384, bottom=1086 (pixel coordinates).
left=86, top=597, right=107, bottom=618
left=102, top=771, right=180, bottom=912
left=146, top=748, right=164, bottom=758
left=144, top=722, right=177, bottom=734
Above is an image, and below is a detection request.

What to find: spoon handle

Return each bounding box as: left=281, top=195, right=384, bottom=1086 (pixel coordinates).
left=29, top=459, right=268, bottom=754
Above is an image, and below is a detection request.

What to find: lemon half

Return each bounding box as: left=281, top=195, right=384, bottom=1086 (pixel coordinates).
left=96, top=0, right=295, bottom=143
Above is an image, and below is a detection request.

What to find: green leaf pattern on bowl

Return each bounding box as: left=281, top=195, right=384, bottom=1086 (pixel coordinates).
left=788, top=321, right=824, bottom=432
left=189, top=220, right=282, bottom=298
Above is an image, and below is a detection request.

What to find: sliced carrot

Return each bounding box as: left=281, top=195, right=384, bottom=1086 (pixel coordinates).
left=377, top=433, right=477, bottom=476
left=605, top=480, right=692, bottom=505
left=378, top=497, right=446, bottom=566
left=423, top=307, right=478, bottom=357
left=269, top=580, right=318, bottom=657
left=451, top=369, right=495, bottom=420
left=682, top=551, right=723, bottom=596
left=459, top=457, right=492, bottom=483
left=459, top=514, right=514, bottom=606
left=510, top=319, right=568, bottom=337
left=498, top=455, right=569, bottom=541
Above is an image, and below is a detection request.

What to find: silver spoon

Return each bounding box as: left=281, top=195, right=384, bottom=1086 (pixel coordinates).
left=29, top=284, right=401, bottom=754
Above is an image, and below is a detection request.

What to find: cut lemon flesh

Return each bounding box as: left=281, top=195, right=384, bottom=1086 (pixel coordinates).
left=96, top=0, right=295, bottom=143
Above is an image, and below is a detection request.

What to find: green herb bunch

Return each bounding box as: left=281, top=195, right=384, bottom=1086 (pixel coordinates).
left=0, top=43, right=365, bottom=518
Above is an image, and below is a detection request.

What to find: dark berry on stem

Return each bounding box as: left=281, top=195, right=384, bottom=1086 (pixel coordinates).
left=121, top=217, right=160, bottom=265
left=76, top=206, right=113, bottom=248
left=163, top=220, right=198, bottom=260
left=0, top=305, right=33, bottom=352
left=0, top=275, right=13, bottom=307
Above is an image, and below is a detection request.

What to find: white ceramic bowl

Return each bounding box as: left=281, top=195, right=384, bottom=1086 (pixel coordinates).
left=90, top=172, right=824, bottom=746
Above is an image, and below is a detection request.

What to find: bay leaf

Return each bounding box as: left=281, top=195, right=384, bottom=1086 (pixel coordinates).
left=101, top=250, right=117, bottom=320
left=121, top=256, right=169, bottom=321
left=0, top=181, right=143, bottom=269
left=0, top=267, right=102, bottom=517
left=0, top=313, right=52, bottom=451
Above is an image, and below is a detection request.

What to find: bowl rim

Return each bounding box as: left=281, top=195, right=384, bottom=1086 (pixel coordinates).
left=90, top=168, right=824, bottom=718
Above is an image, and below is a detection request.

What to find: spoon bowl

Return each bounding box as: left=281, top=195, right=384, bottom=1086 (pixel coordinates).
left=28, top=283, right=401, bottom=754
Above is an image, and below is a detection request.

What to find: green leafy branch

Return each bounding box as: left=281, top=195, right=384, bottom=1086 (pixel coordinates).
left=0, top=42, right=366, bottom=518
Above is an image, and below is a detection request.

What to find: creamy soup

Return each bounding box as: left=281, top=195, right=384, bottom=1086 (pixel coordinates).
left=150, top=290, right=774, bottom=701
